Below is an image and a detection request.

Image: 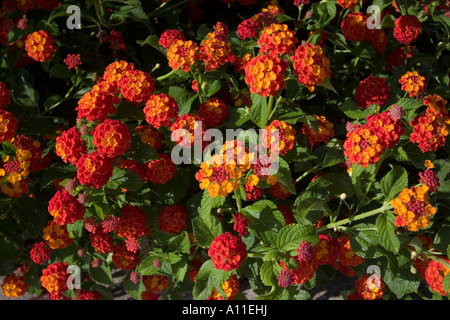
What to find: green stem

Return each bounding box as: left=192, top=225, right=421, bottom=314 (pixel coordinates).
left=268, top=95, right=282, bottom=123
left=155, top=69, right=176, bottom=82
left=264, top=95, right=275, bottom=128
left=39, top=84, right=77, bottom=117
left=247, top=253, right=265, bottom=259
left=234, top=189, right=242, bottom=212
left=295, top=161, right=324, bottom=184
left=317, top=203, right=392, bottom=233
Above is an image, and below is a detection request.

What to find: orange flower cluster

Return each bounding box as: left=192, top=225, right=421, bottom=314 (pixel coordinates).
left=135, top=125, right=163, bottom=150
left=118, top=69, right=155, bottom=105
left=334, top=234, right=365, bottom=268
left=76, top=79, right=121, bottom=122
left=170, top=113, right=207, bottom=149
left=43, top=220, right=73, bottom=249
left=341, top=12, right=368, bottom=42
left=344, top=111, right=404, bottom=167
left=348, top=274, right=385, bottom=300
left=336, top=0, right=359, bottom=10
left=198, top=98, right=229, bottom=128
left=301, top=115, right=335, bottom=148
left=391, top=185, right=437, bottom=232
left=92, top=119, right=131, bottom=158
left=291, top=42, right=331, bottom=92
left=410, top=94, right=450, bottom=152
left=144, top=93, right=179, bottom=129
left=399, top=71, right=426, bottom=98
left=195, top=140, right=253, bottom=198
left=257, top=23, right=298, bottom=56
left=158, top=204, right=188, bottom=234
left=55, top=126, right=87, bottom=165
left=0, top=110, right=18, bottom=143
left=116, top=205, right=150, bottom=249
left=1, top=274, right=29, bottom=298
left=200, top=22, right=232, bottom=72
left=24, top=30, right=56, bottom=62
left=261, top=120, right=296, bottom=156
left=40, top=262, right=69, bottom=295
left=102, top=60, right=135, bottom=88
left=48, top=189, right=85, bottom=225
left=167, top=40, right=200, bottom=72
left=425, top=258, right=450, bottom=296
left=244, top=53, right=287, bottom=97
left=209, top=232, right=247, bottom=271
left=141, top=274, right=169, bottom=300
left=207, top=274, right=240, bottom=300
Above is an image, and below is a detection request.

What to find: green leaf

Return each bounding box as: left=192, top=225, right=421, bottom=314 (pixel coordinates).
left=123, top=272, right=147, bottom=300
left=376, top=212, right=400, bottom=254
left=124, top=133, right=159, bottom=163
left=384, top=266, right=421, bottom=299
left=276, top=223, right=319, bottom=252
left=249, top=93, right=269, bottom=128
left=192, top=215, right=223, bottom=248
left=260, top=261, right=280, bottom=287
left=172, top=256, right=188, bottom=282
left=275, top=158, right=295, bottom=194
left=49, top=64, right=73, bottom=79
left=443, top=274, right=450, bottom=295
left=347, top=223, right=383, bottom=259
left=89, top=263, right=115, bottom=286
left=109, top=0, right=152, bottom=31
left=104, top=167, right=144, bottom=191
left=380, top=165, right=408, bottom=202
left=242, top=200, right=285, bottom=246
left=137, top=252, right=165, bottom=276
left=192, top=260, right=231, bottom=300
left=341, top=100, right=380, bottom=120
left=9, top=69, right=39, bottom=107
left=168, top=231, right=191, bottom=254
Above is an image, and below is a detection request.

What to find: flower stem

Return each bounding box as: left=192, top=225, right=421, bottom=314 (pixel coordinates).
left=316, top=203, right=392, bottom=233
left=234, top=189, right=242, bottom=212
left=295, top=161, right=324, bottom=184
left=155, top=69, right=176, bottom=82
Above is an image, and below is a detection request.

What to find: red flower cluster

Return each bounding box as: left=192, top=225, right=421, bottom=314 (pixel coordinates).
left=40, top=262, right=69, bottom=295
left=198, top=98, right=229, bottom=128
left=354, top=76, right=390, bottom=109
left=245, top=54, right=287, bottom=97
left=0, top=81, right=11, bottom=110
left=257, top=23, right=298, bottom=56
left=111, top=243, right=140, bottom=270
left=144, top=93, right=179, bottom=128
left=30, top=241, right=52, bottom=265
left=159, top=29, right=186, bottom=49
left=147, top=153, right=176, bottom=184
left=348, top=274, right=385, bottom=300
left=48, top=189, right=85, bottom=225
left=344, top=110, right=404, bottom=167
left=425, top=258, right=450, bottom=296
left=55, top=126, right=87, bottom=165
left=159, top=204, right=188, bottom=234
left=76, top=152, right=114, bottom=188
left=92, top=119, right=131, bottom=158
left=116, top=205, right=150, bottom=245
left=394, top=15, right=422, bottom=44
left=291, top=42, right=331, bottom=92
left=410, top=94, right=450, bottom=152
left=209, top=232, right=247, bottom=271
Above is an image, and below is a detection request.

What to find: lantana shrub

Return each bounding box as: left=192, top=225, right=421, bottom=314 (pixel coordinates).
left=0, top=0, right=450, bottom=302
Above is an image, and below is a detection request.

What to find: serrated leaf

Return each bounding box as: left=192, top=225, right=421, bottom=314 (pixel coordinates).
left=276, top=223, right=319, bottom=252
left=89, top=263, right=115, bottom=286
left=260, top=261, right=279, bottom=287
left=250, top=93, right=269, bottom=128
left=192, top=259, right=231, bottom=300
left=104, top=167, right=144, bottom=191
left=341, top=100, right=380, bottom=120
left=137, top=252, right=166, bottom=275
left=376, top=212, right=400, bottom=254
left=380, top=165, right=408, bottom=202
left=168, top=232, right=191, bottom=254
left=192, top=215, right=223, bottom=248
